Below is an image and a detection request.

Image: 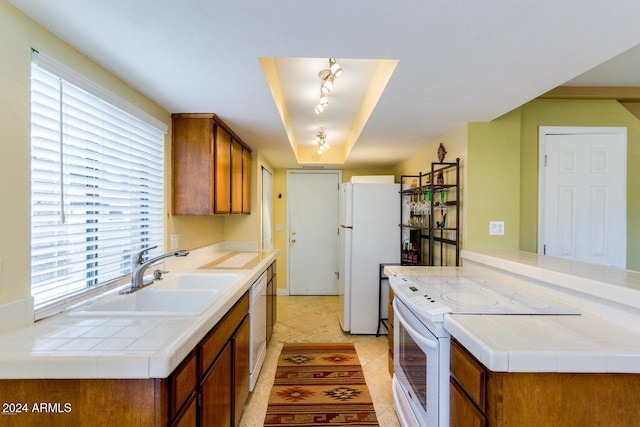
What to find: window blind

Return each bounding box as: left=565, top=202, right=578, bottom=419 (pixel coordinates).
left=30, top=54, right=166, bottom=319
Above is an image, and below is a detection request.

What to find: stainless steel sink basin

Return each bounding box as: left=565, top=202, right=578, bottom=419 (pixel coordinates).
left=70, top=288, right=218, bottom=317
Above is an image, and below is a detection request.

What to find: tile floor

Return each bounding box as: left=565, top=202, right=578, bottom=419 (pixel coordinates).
left=239, top=295, right=401, bottom=427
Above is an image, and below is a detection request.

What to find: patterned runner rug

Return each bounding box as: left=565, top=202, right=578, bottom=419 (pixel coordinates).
left=264, top=343, right=379, bottom=426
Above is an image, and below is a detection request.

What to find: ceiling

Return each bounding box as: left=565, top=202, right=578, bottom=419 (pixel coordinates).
left=8, top=0, right=640, bottom=169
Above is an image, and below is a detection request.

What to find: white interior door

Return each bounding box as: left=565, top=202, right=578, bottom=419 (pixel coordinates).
left=287, top=170, right=340, bottom=295
left=261, top=167, right=273, bottom=250
left=539, top=127, right=626, bottom=268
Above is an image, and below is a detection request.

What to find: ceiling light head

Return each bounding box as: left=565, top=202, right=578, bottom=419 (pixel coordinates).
left=314, top=104, right=324, bottom=114
left=315, top=130, right=330, bottom=155
left=319, top=95, right=329, bottom=106
left=320, top=77, right=333, bottom=95
left=329, top=58, right=343, bottom=78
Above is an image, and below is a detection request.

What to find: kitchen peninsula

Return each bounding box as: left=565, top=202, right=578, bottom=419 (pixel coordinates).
left=389, top=250, right=640, bottom=427
left=0, top=243, right=278, bottom=427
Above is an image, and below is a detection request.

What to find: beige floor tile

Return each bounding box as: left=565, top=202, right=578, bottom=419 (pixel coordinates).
left=239, top=295, right=399, bottom=426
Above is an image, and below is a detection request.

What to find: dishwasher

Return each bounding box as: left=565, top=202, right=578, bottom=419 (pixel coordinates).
left=249, top=272, right=267, bottom=391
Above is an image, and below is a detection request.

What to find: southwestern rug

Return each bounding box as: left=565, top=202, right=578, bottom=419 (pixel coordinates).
left=264, top=343, right=379, bottom=426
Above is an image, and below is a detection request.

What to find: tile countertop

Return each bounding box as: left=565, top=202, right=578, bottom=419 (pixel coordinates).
left=0, top=248, right=278, bottom=380
left=389, top=251, right=640, bottom=373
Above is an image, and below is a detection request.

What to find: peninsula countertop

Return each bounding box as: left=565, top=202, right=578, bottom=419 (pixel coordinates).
left=0, top=246, right=279, bottom=379
left=389, top=250, right=640, bottom=373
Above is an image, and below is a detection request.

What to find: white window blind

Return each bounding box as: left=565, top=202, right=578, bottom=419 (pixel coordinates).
left=30, top=53, right=166, bottom=319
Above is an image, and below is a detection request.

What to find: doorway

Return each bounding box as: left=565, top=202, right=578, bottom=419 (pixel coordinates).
left=261, top=166, right=273, bottom=250
left=538, top=126, right=626, bottom=268
left=287, top=170, right=341, bottom=295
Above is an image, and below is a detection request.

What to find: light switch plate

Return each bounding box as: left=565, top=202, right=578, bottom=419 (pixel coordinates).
left=170, top=234, right=180, bottom=249
left=490, top=221, right=505, bottom=236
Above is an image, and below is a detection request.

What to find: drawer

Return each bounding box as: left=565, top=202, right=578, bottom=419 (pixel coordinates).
left=200, top=292, right=249, bottom=374
left=169, top=350, right=197, bottom=420
left=450, top=339, right=487, bottom=411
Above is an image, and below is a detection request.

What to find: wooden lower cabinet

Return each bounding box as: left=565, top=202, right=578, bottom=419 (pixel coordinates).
left=266, top=261, right=277, bottom=341
left=232, top=316, right=250, bottom=427
left=0, top=291, right=251, bottom=427
left=388, top=286, right=394, bottom=376
left=172, top=393, right=197, bottom=427
left=450, top=338, right=640, bottom=427
left=200, top=341, right=232, bottom=426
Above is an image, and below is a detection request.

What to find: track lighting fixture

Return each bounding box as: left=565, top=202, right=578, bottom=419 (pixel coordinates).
left=314, top=58, right=343, bottom=113
left=315, top=130, right=330, bottom=155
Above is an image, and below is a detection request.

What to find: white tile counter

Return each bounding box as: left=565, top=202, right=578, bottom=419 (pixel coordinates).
left=444, top=313, right=640, bottom=373
left=0, top=246, right=278, bottom=379
left=391, top=250, right=640, bottom=374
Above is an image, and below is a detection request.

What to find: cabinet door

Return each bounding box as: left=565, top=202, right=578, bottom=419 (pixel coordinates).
left=242, top=147, right=251, bottom=214
left=214, top=124, right=232, bottom=214
left=230, top=139, right=243, bottom=214
left=266, top=279, right=273, bottom=341
left=171, top=392, right=197, bottom=427
left=200, top=341, right=232, bottom=427
left=450, top=378, right=486, bottom=427
left=233, top=316, right=250, bottom=427
left=172, top=116, right=214, bottom=215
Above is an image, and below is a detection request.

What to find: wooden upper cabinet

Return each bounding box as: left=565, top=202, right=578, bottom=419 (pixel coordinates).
left=230, top=139, right=243, bottom=214
left=215, top=124, right=232, bottom=214
left=242, top=147, right=251, bottom=214
left=172, top=113, right=252, bottom=215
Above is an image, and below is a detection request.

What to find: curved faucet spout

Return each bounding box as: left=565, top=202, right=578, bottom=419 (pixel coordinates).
left=122, top=247, right=190, bottom=294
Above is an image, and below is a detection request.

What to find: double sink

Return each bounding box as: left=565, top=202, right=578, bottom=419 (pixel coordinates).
left=70, top=273, right=244, bottom=317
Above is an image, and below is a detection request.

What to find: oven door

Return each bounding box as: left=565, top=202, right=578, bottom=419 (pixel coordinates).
left=393, top=298, right=449, bottom=427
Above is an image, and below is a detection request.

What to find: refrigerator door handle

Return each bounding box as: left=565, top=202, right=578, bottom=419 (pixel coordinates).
left=341, top=225, right=353, bottom=229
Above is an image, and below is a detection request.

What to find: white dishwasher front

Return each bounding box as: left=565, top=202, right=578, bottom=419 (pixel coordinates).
left=249, top=272, right=267, bottom=391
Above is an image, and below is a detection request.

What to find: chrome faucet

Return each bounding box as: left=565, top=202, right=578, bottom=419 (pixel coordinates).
left=121, top=245, right=189, bottom=294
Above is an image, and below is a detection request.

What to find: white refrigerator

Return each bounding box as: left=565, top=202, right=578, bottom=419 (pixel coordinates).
left=338, top=181, right=400, bottom=334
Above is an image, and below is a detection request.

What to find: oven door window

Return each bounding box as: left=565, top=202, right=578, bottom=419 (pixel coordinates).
left=399, top=322, right=427, bottom=411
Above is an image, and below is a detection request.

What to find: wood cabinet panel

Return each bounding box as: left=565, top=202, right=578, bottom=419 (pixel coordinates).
left=169, top=350, right=197, bottom=420
left=200, top=341, right=232, bottom=427
left=200, top=293, right=250, bottom=374
left=171, top=392, right=197, bottom=427
left=233, top=315, right=251, bottom=427
left=172, top=113, right=252, bottom=216
left=388, top=287, right=394, bottom=376
left=0, top=379, right=166, bottom=427
left=242, top=148, right=251, bottom=214
left=451, top=338, right=640, bottom=427
left=231, top=139, right=243, bottom=214
left=450, top=377, right=486, bottom=427
left=172, top=116, right=213, bottom=215
left=450, top=339, right=486, bottom=410
left=214, top=124, right=232, bottom=214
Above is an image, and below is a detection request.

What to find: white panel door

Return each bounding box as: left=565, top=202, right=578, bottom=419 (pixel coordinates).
left=287, top=171, right=340, bottom=295
left=539, top=127, right=626, bottom=268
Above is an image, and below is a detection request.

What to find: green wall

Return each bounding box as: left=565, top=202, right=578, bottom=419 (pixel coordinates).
left=467, top=109, right=522, bottom=251
left=467, top=99, right=640, bottom=270
left=520, top=99, right=640, bottom=269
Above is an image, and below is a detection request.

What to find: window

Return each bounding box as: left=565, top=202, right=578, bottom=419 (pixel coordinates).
left=30, top=51, right=167, bottom=319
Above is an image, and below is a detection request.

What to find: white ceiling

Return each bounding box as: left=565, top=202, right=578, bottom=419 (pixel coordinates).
left=8, top=0, right=640, bottom=169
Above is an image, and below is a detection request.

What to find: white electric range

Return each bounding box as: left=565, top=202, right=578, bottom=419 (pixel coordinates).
left=384, top=266, right=579, bottom=427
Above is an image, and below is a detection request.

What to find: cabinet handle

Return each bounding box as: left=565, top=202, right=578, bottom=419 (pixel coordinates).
left=290, top=239, right=296, bottom=243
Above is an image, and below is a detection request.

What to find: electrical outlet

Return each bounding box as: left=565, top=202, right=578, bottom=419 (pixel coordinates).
left=170, top=234, right=180, bottom=249
left=490, top=221, right=505, bottom=236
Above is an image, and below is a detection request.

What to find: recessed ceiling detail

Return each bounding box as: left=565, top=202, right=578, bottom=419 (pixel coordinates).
left=259, top=57, right=398, bottom=165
